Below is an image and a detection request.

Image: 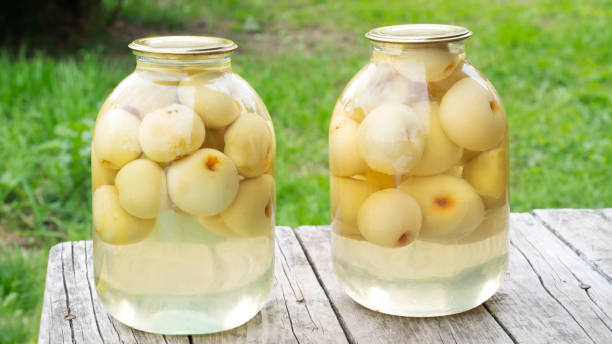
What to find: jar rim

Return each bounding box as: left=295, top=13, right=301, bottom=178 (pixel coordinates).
left=365, top=24, right=472, bottom=44
left=128, top=36, right=238, bottom=56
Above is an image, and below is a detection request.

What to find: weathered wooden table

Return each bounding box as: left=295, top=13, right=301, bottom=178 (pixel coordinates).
left=39, top=209, right=612, bottom=343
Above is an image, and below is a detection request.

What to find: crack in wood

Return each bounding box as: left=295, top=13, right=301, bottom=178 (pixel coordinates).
left=584, top=288, right=612, bottom=334
left=511, top=241, right=597, bottom=344
left=278, top=275, right=301, bottom=344
left=71, top=244, right=85, bottom=343
left=107, top=315, right=126, bottom=344
left=83, top=243, right=105, bottom=344
left=294, top=229, right=356, bottom=344
left=277, top=241, right=318, bottom=328
left=277, top=242, right=301, bottom=299
left=482, top=303, right=518, bottom=344
left=559, top=260, right=612, bottom=334
left=532, top=211, right=612, bottom=284
left=276, top=242, right=304, bottom=343
left=60, top=244, right=76, bottom=344
left=127, top=322, right=138, bottom=342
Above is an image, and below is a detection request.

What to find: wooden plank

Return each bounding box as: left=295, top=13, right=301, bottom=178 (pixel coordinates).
left=488, top=213, right=612, bottom=342
left=61, top=242, right=102, bottom=344
left=192, top=226, right=346, bottom=343
left=298, top=217, right=612, bottom=344
left=533, top=208, right=612, bottom=282
left=82, top=240, right=147, bottom=344
left=273, top=226, right=347, bottom=343
left=295, top=226, right=514, bottom=344
left=40, top=227, right=346, bottom=343
left=39, top=243, right=73, bottom=344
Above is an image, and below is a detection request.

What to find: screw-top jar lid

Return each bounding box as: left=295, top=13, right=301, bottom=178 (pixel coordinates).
left=129, top=36, right=238, bottom=56
left=366, top=24, right=472, bottom=44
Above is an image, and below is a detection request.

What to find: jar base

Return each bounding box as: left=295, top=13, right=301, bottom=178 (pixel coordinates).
left=97, top=267, right=273, bottom=335
left=339, top=269, right=505, bottom=317
left=332, top=234, right=507, bottom=317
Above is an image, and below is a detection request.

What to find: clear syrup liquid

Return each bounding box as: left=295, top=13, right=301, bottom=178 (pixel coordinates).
left=93, top=211, right=274, bottom=334
left=332, top=229, right=507, bottom=316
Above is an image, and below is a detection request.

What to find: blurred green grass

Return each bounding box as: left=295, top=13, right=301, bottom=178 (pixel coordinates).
left=1, top=0, right=611, bottom=341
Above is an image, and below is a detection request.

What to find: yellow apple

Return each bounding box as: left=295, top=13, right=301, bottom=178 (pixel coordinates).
left=224, top=112, right=274, bottom=178
left=139, top=104, right=205, bottom=163
left=167, top=148, right=239, bottom=216
left=93, top=108, right=141, bottom=170
left=329, top=115, right=367, bottom=177
left=115, top=159, right=170, bottom=219
left=177, top=72, right=242, bottom=128
left=400, top=175, right=485, bottom=242
left=463, top=148, right=507, bottom=208
left=357, top=189, right=422, bottom=248
left=93, top=185, right=156, bottom=245
left=91, top=145, right=117, bottom=190
left=329, top=175, right=377, bottom=237
left=357, top=103, right=426, bottom=174
left=221, top=174, right=275, bottom=237
left=440, top=77, right=506, bottom=151
left=410, top=101, right=463, bottom=176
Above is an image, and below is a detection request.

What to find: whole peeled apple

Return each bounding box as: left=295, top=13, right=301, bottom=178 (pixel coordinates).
left=224, top=112, right=274, bottom=178
left=167, top=148, right=239, bottom=216
left=139, top=104, right=205, bottom=163
left=178, top=71, right=242, bottom=128
left=93, top=185, right=155, bottom=245
left=440, top=78, right=506, bottom=151
left=350, top=63, right=427, bottom=117
left=93, top=108, right=142, bottom=170
left=357, top=103, right=426, bottom=175
left=400, top=175, right=485, bottom=242
left=357, top=189, right=422, bottom=248
left=329, top=114, right=367, bottom=177
left=463, top=148, right=507, bottom=208
left=115, top=159, right=170, bottom=219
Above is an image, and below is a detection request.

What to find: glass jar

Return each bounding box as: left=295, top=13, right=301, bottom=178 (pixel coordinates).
left=91, top=36, right=276, bottom=334
left=329, top=25, right=508, bottom=316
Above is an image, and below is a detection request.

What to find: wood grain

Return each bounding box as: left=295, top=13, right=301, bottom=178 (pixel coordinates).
left=533, top=208, right=612, bottom=282
left=39, top=210, right=612, bottom=343
left=295, top=226, right=514, bottom=344
left=39, top=227, right=346, bottom=344
left=484, top=213, right=612, bottom=343
left=296, top=211, right=612, bottom=344
left=191, top=226, right=346, bottom=344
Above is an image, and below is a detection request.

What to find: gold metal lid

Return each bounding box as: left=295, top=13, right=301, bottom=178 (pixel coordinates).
left=366, top=24, right=472, bottom=44
left=128, top=36, right=238, bottom=56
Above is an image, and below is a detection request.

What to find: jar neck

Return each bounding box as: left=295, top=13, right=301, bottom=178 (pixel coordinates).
left=370, top=41, right=465, bottom=58
left=134, top=53, right=233, bottom=72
